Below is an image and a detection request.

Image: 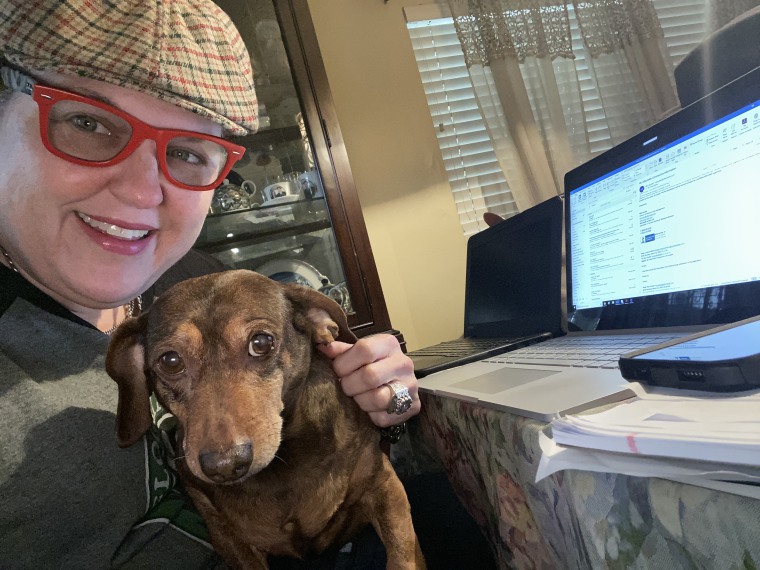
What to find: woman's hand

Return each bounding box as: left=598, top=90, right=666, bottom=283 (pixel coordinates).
left=319, top=334, right=420, bottom=428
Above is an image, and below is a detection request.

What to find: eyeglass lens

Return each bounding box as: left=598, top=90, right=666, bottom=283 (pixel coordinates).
left=46, top=99, right=229, bottom=188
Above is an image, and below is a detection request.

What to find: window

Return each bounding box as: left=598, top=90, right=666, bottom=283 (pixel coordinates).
left=408, top=13, right=519, bottom=235
left=406, top=1, right=709, bottom=235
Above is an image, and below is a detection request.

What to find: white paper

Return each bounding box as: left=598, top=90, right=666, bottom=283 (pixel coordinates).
left=546, top=386, right=760, bottom=466
left=536, top=433, right=760, bottom=500
left=537, top=385, right=760, bottom=493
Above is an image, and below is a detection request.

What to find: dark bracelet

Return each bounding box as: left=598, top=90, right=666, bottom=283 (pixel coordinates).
left=379, top=422, right=407, bottom=444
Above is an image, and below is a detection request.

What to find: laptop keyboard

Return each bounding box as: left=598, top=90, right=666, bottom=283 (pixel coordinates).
left=409, top=337, right=531, bottom=357
left=483, top=333, right=684, bottom=369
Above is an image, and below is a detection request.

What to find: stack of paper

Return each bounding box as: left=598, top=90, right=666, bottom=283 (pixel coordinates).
left=536, top=383, right=760, bottom=498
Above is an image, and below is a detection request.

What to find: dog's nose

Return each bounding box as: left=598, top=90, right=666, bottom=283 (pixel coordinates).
left=199, top=442, right=253, bottom=483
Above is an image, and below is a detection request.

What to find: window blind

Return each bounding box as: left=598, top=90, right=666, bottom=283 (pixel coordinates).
left=406, top=1, right=709, bottom=235
left=408, top=16, right=518, bottom=235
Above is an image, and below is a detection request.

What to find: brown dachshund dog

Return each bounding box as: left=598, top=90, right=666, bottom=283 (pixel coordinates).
left=105, top=269, right=425, bottom=569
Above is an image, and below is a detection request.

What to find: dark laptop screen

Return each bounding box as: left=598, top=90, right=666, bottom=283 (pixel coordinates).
left=465, top=196, right=563, bottom=338
left=565, top=67, right=760, bottom=332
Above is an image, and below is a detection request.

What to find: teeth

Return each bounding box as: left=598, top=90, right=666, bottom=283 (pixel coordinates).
left=77, top=213, right=150, bottom=240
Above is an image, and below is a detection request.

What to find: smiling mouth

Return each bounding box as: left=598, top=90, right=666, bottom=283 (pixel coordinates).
left=77, top=212, right=151, bottom=241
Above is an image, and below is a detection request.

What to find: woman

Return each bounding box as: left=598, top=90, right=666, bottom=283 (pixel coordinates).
left=0, top=0, right=419, bottom=567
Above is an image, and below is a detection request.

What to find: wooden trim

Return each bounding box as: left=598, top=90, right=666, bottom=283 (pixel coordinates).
left=274, top=0, right=394, bottom=337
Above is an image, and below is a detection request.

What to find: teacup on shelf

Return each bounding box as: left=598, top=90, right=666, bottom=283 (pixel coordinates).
left=241, top=180, right=267, bottom=208
left=262, top=179, right=302, bottom=205
left=298, top=170, right=323, bottom=199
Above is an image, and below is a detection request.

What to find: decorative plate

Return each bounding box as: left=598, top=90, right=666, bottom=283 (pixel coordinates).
left=255, top=259, right=327, bottom=290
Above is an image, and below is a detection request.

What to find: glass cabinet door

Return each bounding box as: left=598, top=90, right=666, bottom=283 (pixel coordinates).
left=194, top=0, right=353, bottom=315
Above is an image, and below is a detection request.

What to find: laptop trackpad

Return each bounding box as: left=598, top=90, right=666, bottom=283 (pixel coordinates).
left=451, top=368, right=560, bottom=394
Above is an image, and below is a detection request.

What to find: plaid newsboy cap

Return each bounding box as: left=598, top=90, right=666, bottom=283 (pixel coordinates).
left=0, top=0, right=258, bottom=136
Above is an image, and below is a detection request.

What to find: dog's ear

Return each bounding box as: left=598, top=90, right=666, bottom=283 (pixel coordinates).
left=105, top=314, right=153, bottom=448
left=284, top=284, right=357, bottom=344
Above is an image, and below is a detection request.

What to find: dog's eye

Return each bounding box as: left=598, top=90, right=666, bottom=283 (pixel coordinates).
left=249, top=333, right=274, bottom=357
left=157, top=351, right=186, bottom=375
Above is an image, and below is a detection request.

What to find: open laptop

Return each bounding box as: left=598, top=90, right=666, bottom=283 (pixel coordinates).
left=408, top=196, right=564, bottom=378
left=420, top=66, right=760, bottom=421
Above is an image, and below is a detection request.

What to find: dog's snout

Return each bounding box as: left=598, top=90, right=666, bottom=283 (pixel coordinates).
left=199, top=442, right=253, bottom=483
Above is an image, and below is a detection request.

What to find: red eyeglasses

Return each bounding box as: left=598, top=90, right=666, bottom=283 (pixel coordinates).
left=28, top=84, right=246, bottom=191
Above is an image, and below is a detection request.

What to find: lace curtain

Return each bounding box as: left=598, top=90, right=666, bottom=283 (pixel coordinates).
left=445, top=0, right=679, bottom=211
left=447, top=0, right=668, bottom=64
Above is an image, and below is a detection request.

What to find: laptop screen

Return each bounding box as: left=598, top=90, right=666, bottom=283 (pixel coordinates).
left=465, top=196, right=563, bottom=338
left=565, top=67, right=760, bottom=332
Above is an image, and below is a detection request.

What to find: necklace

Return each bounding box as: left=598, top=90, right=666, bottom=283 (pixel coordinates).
left=103, top=295, right=142, bottom=335
left=0, top=243, right=18, bottom=273
left=0, top=241, right=142, bottom=335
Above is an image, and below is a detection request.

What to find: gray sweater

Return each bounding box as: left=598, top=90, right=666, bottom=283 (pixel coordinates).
left=0, top=287, right=224, bottom=568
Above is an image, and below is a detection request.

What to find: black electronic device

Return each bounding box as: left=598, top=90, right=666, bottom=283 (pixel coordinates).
left=619, top=314, right=760, bottom=392
left=409, top=196, right=564, bottom=378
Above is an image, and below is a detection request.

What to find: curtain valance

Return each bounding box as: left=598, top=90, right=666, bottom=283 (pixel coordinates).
left=447, top=0, right=665, bottom=65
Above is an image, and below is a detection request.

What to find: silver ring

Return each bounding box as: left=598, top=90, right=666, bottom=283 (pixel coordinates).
left=385, top=380, right=413, bottom=416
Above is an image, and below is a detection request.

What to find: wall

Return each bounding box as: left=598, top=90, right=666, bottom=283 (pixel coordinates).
left=306, top=0, right=467, bottom=350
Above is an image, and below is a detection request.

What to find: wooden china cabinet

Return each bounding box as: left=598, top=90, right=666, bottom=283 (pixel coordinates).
left=195, top=0, right=401, bottom=342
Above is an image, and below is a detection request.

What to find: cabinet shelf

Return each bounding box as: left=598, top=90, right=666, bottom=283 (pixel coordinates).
left=206, top=196, right=323, bottom=219
left=196, top=218, right=332, bottom=254
left=197, top=194, right=334, bottom=260
left=209, top=234, right=326, bottom=274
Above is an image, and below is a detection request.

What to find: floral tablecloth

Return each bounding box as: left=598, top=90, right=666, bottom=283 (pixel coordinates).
left=394, top=393, right=760, bottom=569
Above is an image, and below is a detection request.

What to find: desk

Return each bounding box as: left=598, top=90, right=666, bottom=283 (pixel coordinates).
left=395, top=393, right=760, bottom=569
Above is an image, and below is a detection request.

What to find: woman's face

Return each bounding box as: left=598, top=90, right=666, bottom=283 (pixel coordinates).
left=0, top=72, right=219, bottom=310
